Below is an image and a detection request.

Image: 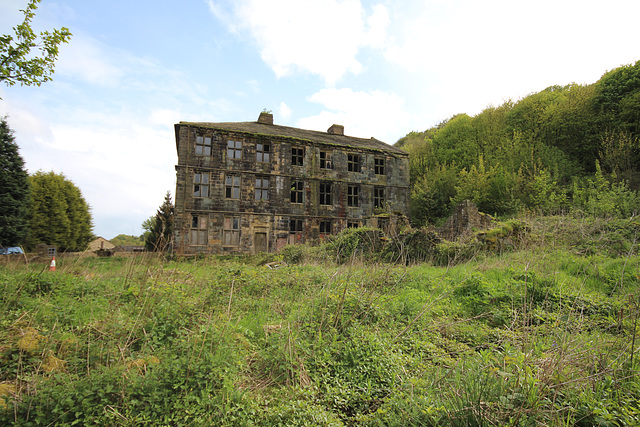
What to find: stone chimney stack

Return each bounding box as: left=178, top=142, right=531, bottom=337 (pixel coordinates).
left=327, top=124, right=344, bottom=135
left=258, top=111, right=273, bottom=125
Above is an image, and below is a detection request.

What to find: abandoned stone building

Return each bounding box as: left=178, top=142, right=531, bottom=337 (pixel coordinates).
left=173, top=112, right=410, bottom=254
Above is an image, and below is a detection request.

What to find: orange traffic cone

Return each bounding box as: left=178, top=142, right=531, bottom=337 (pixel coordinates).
left=49, top=256, right=56, bottom=272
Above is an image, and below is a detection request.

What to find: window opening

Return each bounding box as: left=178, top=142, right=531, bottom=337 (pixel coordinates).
left=290, top=181, right=304, bottom=203
left=319, top=182, right=332, bottom=205
left=227, top=140, right=242, bottom=159
left=347, top=154, right=361, bottom=172
left=374, top=186, right=385, bottom=209
left=255, top=177, right=269, bottom=200
left=225, top=175, right=240, bottom=199
left=291, top=147, right=304, bottom=166
left=190, top=215, right=208, bottom=245
left=319, top=220, right=332, bottom=234
left=223, top=217, right=241, bottom=246
left=194, top=172, right=209, bottom=197
left=196, top=135, right=212, bottom=156
left=319, top=151, right=333, bottom=169
left=347, top=185, right=359, bottom=207
left=256, top=143, right=270, bottom=162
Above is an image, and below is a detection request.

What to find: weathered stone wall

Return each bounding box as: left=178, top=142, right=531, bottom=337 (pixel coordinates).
left=437, top=200, right=494, bottom=241
left=174, top=122, right=410, bottom=254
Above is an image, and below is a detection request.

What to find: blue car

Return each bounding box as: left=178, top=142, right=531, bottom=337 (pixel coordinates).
left=0, top=247, right=25, bottom=255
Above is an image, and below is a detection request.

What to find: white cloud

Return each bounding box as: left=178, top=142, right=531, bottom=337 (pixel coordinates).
left=299, top=88, right=409, bottom=143
left=208, top=0, right=389, bottom=85
left=383, top=0, right=640, bottom=120
left=55, top=35, right=125, bottom=87
left=279, top=102, right=292, bottom=121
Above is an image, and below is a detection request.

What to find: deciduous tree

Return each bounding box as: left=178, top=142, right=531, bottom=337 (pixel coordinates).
left=0, top=0, right=71, bottom=93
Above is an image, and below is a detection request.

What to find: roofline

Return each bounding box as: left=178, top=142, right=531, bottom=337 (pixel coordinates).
left=175, top=121, right=408, bottom=156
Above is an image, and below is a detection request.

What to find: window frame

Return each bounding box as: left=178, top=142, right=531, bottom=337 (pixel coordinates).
left=288, top=218, right=304, bottom=244
left=227, top=140, right=242, bottom=160
left=290, top=180, right=304, bottom=204
left=291, top=147, right=304, bottom=166
left=193, top=172, right=209, bottom=198
left=347, top=220, right=360, bottom=229
left=256, top=143, right=270, bottom=163
left=347, top=153, right=361, bottom=172
left=222, top=217, right=241, bottom=246
left=255, top=176, right=269, bottom=201
left=289, top=218, right=303, bottom=233
left=190, top=215, right=208, bottom=246
left=225, top=175, right=241, bottom=199
left=319, top=220, right=332, bottom=234
left=195, top=135, right=212, bottom=156
left=319, top=150, right=333, bottom=169
left=347, top=185, right=359, bottom=207
left=374, top=186, right=385, bottom=209
left=374, top=157, right=386, bottom=175
left=319, top=182, right=332, bottom=205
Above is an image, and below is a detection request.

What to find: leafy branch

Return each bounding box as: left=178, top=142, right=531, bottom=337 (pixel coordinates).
left=0, top=0, right=71, bottom=93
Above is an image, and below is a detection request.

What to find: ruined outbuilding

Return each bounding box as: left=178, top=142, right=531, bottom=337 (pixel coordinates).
left=437, top=200, right=495, bottom=241
left=173, top=112, right=410, bottom=254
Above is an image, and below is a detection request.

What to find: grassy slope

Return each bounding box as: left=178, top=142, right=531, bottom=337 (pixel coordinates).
left=1, top=215, right=639, bottom=426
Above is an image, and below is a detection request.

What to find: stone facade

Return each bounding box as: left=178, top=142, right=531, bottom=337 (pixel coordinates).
left=173, top=113, right=410, bottom=254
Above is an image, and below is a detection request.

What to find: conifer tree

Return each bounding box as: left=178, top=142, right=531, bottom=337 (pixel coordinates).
left=0, top=117, right=30, bottom=246
left=26, top=171, right=93, bottom=251
left=144, top=192, right=174, bottom=252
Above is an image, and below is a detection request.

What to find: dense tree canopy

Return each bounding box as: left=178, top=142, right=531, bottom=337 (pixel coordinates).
left=0, top=0, right=71, bottom=94
left=110, top=234, right=143, bottom=247
left=0, top=117, right=30, bottom=246
left=398, top=60, right=640, bottom=226
left=26, top=171, right=93, bottom=252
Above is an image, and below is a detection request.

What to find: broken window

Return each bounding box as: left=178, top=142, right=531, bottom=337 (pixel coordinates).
left=347, top=185, right=359, bottom=207
left=319, top=182, right=332, bottom=205
left=223, top=217, right=241, bottom=246
left=225, top=175, right=240, bottom=199
left=256, top=143, right=270, bottom=163
left=374, top=157, right=385, bottom=175
left=190, top=215, right=208, bottom=246
left=319, top=151, right=333, bottom=169
left=288, top=218, right=304, bottom=244
left=290, top=181, right=304, bottom=203
left=193, top=172, right=209, bottom=198
left=255, top=177, right=269, bottom=201
left=195, top=135, right=212, bottom=156
left=319, top=220, right=332, bottom=234
left=291, top=147, right=304, bottom=166
left=289, top=218, right=303, bottom=233
left=227, top=140, right=242, bottom=159
left=374, top=186, right=385, bottom=209
left=347, top=154, right=361, bottom=172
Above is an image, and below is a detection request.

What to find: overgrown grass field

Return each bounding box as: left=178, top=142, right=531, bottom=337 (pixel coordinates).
left=1, top=216, right=639, bottom=426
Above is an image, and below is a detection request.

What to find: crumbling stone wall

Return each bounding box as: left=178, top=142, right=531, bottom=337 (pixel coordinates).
left=437, top=200, right=494, bottom=241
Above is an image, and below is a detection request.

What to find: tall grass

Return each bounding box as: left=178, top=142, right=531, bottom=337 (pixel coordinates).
left=0, top=215, right=639, bottom=425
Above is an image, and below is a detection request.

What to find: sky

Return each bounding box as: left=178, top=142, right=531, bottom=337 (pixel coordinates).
left=1, top=0, right=639, bottom=240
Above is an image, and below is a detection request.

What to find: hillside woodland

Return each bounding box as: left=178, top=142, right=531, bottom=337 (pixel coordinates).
left=398, top=60, right=640, bottom=226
